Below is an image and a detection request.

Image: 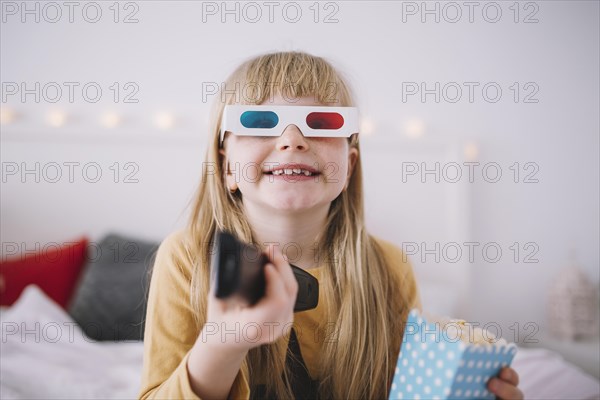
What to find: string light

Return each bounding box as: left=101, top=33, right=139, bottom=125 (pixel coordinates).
left=360, top=117, right=375, bottom=137
left=46, top=111, right=67, bottom=127
left=405, top=119, right=425, bottom=138
left=464, top=142, right=479, bottom=161
left=154, top=112, right=175, bottom=130
left=0, top=107, right=17, bottom=125
left=101, top=112, right=121, bottom=129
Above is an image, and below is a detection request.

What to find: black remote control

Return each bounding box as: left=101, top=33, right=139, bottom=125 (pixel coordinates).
left=212, top=230, right=319, bottom=312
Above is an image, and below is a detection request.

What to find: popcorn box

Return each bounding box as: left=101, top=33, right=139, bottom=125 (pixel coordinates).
left=389, top=309, right=518, bottom=400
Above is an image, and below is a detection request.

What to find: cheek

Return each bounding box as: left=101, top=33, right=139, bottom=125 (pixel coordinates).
left=316, top=142, right=349, bottom=168
left=333, top=158, right=350, bottom=182
left=319, top=152, right=350, bottom=184
left=226, top=145, right=268, bottom=186
left=228, top=140, right=266, bottom=164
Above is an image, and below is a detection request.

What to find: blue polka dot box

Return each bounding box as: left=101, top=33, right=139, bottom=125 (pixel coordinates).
left=389, top=309, right=518, bottom=400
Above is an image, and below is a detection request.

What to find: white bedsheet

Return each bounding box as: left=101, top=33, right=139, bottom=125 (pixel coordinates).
left=511, top=347, right=599, bottom=399
left=1, top=285, right=599, bottom=399
left=1, top=285, right=143, bottom=399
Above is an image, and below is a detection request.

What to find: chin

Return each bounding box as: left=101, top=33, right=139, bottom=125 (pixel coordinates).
left=264, top=195, right=324, bottom=212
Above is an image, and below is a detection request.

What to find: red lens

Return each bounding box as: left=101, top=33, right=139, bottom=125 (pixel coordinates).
left=306, top=112, right=344, bottom=130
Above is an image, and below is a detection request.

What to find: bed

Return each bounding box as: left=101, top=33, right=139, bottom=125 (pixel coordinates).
left=1, top=277, right=599, bottom=399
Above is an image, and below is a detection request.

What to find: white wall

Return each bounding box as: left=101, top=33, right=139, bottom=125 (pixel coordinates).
left=2, top=1, right=598, bottom=343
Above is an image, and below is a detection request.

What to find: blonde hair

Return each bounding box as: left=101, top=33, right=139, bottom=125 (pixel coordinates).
left=184, top=51, right=413, bottom=399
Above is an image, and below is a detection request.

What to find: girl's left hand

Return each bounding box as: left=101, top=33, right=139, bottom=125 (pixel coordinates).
left=487, top=367, right=524, bottom=399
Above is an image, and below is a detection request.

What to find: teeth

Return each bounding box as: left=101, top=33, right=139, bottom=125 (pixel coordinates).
left=270, top=168, right=313, bottom=176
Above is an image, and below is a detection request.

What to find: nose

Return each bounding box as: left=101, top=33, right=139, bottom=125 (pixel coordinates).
left=276, top=124, right=309, bottom=151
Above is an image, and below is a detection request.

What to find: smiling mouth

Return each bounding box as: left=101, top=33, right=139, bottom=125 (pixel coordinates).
left=264, top=168, right=320, bottom=177
left=263, top=162, right=322, bottom=177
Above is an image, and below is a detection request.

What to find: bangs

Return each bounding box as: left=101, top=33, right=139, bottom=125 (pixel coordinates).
left=230, top=52, right=353, bottom=106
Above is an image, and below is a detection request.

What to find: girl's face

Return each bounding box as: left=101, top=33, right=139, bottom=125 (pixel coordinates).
left=219, top=95, right=358, bottom=212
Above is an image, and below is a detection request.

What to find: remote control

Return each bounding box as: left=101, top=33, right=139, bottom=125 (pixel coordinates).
left=212, top=229, right=319, bottom=312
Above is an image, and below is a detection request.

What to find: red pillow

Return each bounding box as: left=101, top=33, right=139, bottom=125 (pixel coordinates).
left=0, top=237, right=89, bottom=309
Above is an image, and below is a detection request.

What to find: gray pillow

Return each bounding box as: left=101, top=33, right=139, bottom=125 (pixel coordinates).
left=68, top=233, right=158, bottom=341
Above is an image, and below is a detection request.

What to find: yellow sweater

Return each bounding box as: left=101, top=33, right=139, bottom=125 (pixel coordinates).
left=138, top=229, right=422, bottom=399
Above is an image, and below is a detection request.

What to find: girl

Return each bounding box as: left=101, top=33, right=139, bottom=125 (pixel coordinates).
left=138, top=51, right=522, bottom=400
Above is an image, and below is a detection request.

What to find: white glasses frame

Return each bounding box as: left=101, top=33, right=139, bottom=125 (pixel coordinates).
left=219, top=105, right=359, bottom=144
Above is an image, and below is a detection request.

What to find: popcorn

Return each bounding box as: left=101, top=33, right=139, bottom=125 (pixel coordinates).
left=389, top=309, right=517, bottom=400
left=435, top=316, right=508, bottom=347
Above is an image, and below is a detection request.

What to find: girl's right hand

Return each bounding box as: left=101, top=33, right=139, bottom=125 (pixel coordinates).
left=201, top=244, right=299, bottom=353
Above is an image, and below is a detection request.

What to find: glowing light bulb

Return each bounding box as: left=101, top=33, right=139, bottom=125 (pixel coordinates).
left=154, top=112, right=175, bottom=130
left=464, top=142, right=479, bottom=161
left=360, top=117, right=375, bottom=137
left=101, top=112, right=121, bottom=128
left=404, top=119, right=425, bottom=138
left=47, top=111, right=67, bottom=127
left=0, top=107, right=16, bottom=125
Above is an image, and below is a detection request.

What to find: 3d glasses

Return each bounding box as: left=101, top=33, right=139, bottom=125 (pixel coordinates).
left=219, top=105, right=359, bottom=144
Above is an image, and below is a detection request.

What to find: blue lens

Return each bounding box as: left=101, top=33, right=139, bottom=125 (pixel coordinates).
left=240, top=111, right=279, bottom=129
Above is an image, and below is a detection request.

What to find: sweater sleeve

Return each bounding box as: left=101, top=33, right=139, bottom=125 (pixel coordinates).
left=373, top=236, right=423, bottom=313
left=138, top=230, right=250, bottom=400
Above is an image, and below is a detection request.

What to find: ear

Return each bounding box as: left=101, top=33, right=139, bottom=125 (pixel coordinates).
left=344, top=147, right=359, bottom=190
left=219, top=147, right=239, bottom=192
left=218, top=148, right=227, bottom=172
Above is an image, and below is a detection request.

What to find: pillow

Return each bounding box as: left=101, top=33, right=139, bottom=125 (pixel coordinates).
left=67, top=233, right=158, bottom=341
left=0, top=237, right=89, bottom=309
